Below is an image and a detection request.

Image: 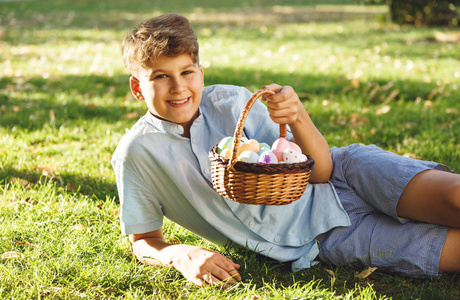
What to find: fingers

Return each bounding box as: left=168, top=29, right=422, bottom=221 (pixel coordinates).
left=181, top=247, right=242, bottom=288
left=261, top=84, right=301, bottom=124
left=197, top=264, right=242, bottom=287
left=198, top=272, right=240, bottom=288
left=202, top=272, right=223, bottom=286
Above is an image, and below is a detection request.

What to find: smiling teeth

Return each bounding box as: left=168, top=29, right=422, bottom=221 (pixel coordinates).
left=169, top=98, right=188, bottom=104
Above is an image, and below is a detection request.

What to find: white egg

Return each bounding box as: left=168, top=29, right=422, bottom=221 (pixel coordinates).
left=282, top=149, right=304, bottom=163
left=238, top=150, right=259, bottom=163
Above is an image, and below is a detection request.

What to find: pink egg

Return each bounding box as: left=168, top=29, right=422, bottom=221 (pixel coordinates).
left=283, top=149, right=304, bottom=163
left=271, top=138, right=291, bottom=161
left=258, top=150, right=278, bottom=164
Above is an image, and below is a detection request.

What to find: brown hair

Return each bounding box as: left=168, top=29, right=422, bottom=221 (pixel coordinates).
left=122, top=14, right=199, bottom=75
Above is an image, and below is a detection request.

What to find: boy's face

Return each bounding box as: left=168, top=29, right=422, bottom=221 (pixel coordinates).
left=130, top=54, right=204, bottom=134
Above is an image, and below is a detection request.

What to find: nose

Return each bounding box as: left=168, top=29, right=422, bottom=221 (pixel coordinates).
left=170, top=76, right=185, bottom=94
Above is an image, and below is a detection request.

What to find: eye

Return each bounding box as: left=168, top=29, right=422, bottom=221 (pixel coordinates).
left=154, top=74, right=168, bottom=79
left=182, top=70, right=193, bottom=75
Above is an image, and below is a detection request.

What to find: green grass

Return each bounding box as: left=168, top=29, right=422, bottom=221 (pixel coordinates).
left=1, top=0, right=459, bottom=299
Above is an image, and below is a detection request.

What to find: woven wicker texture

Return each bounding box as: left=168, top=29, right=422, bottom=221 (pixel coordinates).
left=208, top=89, right=315, bottom=205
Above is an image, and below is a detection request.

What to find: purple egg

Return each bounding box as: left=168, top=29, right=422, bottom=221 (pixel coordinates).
left=258, top=150, right=278, bottom=164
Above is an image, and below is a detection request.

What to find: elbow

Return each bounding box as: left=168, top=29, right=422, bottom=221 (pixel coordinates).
left=309, top=165, right=332, bottom=184
left=310, top=174, right=331, bottom=184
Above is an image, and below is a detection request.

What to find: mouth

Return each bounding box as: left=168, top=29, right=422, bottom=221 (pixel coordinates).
left=167, top=97, right=190, bottom=106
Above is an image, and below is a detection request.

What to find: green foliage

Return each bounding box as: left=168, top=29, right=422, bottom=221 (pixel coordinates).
left=1, top=0, right=459, bottom=299
left=390, top=0, right=459, bottom=26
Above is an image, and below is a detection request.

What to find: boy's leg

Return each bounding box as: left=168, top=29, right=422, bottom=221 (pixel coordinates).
left=321, top=144, right=459, bottom=277
left=397, top=169, right=460, bottom=227
left=439, top=228, right=460, bottom=273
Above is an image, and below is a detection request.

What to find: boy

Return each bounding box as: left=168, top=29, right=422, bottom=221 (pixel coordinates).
left=112, top=13, right=460, bottom=287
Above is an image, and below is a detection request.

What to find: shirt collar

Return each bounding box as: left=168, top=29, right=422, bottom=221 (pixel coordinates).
left=143, top=109, right=203, bottom=136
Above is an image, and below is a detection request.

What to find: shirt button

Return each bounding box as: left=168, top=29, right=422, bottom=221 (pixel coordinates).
left=274, top=237, right=280, bottom=243
left=204, top=169, right=210, bottom=174
left=249, top=222, right=255, bottom=227
left=176, top=125, right=181, bottom=130
left=304, top=237, right=309, bottom=242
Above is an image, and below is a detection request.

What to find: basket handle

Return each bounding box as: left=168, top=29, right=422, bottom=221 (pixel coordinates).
left=228, top=89, right=287, bottom=170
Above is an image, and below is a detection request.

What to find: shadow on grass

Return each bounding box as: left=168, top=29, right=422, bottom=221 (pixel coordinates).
left=0, top=74, right=136, bottom=131
left=0, top=66, right=455, bottom=131
left=0, top=165, right=119, bottom=203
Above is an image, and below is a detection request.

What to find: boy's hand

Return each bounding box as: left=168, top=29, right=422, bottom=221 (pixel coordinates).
left=131, top=232, right=241, bottom=288
left=261, top=83, right=304, bottom=126
left=260, top=83, right=333, bottom=183
left=173, top=244, right=241, bottom=287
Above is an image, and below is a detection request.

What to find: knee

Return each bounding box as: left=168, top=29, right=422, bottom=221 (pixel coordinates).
left=439, top=228, right=460, bottom=273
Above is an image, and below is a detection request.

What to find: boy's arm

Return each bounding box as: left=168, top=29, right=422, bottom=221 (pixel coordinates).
left=130, top=229, right=241, bottom=287
left=262, top=83, right=332, bottom=183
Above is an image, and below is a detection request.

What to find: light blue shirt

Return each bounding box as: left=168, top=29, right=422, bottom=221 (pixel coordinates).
left=112, top=84, right=350, bottom=271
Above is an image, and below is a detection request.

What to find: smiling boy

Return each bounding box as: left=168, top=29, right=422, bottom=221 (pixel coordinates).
left=112, top=13, right=460, bottom=287
left=129, top=54, right=203, bottom=138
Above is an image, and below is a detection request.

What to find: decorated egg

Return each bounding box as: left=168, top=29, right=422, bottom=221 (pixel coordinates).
left=289, top=141, right=302, bottom=154
left=238, top=139, right=259, bottom=155
left=238, top=150, right=259, bottom=163
left=271, top=138, right=291, bottom=161
left=283, top=149, right=304, bottom=163
left=217, top=137, right=233, bottom=154
left=258, top=150, right=278, bottom=164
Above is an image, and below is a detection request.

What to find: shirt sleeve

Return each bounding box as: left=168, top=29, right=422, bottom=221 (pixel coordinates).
left=112, top=142, right=164, bottom=235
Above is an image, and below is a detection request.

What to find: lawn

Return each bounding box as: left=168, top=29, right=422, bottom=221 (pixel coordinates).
left=1, top=0, right=459, bottom=299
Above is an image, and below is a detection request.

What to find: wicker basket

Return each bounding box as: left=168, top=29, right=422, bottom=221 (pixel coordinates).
left=208, top=89, right=315, bottom=206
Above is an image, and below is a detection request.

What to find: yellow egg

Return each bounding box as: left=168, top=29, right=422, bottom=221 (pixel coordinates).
left=217, top=137, right=233, bottom=154
left=220, top=148, right=231, bottom=159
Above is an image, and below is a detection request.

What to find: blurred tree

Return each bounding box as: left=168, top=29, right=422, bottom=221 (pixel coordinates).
left=390, top=0, right=459, bottom=26
left=355, top=0, right=459, bottom=26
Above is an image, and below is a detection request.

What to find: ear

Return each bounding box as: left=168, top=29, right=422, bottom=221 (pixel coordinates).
left=129, top=76, right=144, bottom=101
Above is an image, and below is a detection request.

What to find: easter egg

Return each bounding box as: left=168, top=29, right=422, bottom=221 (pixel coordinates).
left=238, top=150, right=259, bottom=163
left=258, top=142, right=271, bottom=151
left=220, top=148, right=231, bottom=159
left=283, top=149, right=304, bottom=163
left=238, top=139, right=259, bottom=155
left=289, top=141, right=302, bottom=154
left=258, top=150, right=278, bottom=164
left=271, top=138, right=291, bottom=161
left=217, top=137, right=233, bottom=154
left=258, top=147, right=271, bottom=156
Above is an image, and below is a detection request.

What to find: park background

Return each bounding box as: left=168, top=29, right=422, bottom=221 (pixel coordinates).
left=1, top=0, right=459, bottom=298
